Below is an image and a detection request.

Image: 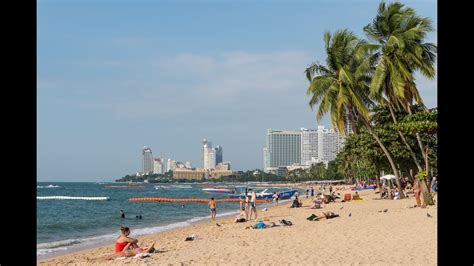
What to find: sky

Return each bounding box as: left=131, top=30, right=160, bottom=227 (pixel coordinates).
left=38, top=0, right=437, bottom=182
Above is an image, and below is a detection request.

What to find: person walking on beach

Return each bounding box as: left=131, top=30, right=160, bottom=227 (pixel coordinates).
left=272, top=192, right=279, bottom=206
left=120, top=210, right=125, bottom=219
left=208, top=197, right=218, bottom=221
left=249, top=189, right=257, bottom=220
left=310, top=187, right=314, bottom=197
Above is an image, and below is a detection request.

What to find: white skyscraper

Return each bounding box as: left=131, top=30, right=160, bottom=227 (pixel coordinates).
left=317, top=126, right=342, bottom=162
left=202, top=139, right=210, bottom=168
left=264, top=127, right=344, bottom=171
left=264, top=129, right=301, bottom=172
left=300, top=128, right=319, bottom=166
left=203, top=143, right=216, bottom=169
left=153, top=158, right=163, bottom=174
left=142, top=147, right=154, bottom=174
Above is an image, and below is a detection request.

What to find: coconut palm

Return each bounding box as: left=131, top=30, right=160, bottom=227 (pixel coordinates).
left=363, top=1, right=437, bottom=204
left=305, top=29, right=405, bottom=196
left=363, top=1, right=436, bottom=157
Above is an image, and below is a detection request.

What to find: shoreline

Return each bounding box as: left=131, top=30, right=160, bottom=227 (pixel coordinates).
left=37, top=197, right=288, bottom=261
left=38, top=186, right=436, bottom=265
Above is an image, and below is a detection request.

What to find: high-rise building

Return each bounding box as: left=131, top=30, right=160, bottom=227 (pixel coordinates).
left=153, top=158, right=163, bottom=174
left=264, top=127, right=344, bottom=171
left=264, top=129, right=301, bottom=172
left=300, top=128, right=319, bottom=166
left=203, top=143, right=216, bottom=169
left=167, top=159, right=177, bottom=172
left=215, top=145, right=223, bottom=164
left=202, top=139, right=210, bottom=168
left=317, top=126, right=342, bottom=162
left=142, top=147, right=154, bottom=174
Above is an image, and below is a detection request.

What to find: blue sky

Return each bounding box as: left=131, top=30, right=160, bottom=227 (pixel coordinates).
left=38, top=0, right=437, bottom=182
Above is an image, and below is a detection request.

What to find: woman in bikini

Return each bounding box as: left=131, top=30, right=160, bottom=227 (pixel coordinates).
left=98, top=226, right=155, bottom=261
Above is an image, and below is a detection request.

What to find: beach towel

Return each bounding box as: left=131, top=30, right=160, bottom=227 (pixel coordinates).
left=115, top=253, right=153, bottom=260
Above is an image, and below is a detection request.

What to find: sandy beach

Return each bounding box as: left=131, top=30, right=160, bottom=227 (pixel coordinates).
left=38, top=187, right=437, bottom=265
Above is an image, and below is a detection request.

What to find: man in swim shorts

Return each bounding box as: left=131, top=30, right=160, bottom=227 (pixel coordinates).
left=249, top=189, right=257, bottom=220
left=208, top=197, right=217, bottom=221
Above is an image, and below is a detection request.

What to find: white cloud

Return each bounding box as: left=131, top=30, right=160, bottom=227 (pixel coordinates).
left=78, top=51, right=312, bottom=120
left=72, top=50, right=437, bottom=120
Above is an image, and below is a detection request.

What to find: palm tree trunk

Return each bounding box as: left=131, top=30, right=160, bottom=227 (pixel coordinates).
left=406, top=104, right=433, bottom=205
left=406, top=104, right=427, bottom=161
left=360, top=117, right=405, bottom=198
left=421, top=146, right=434, bottom=205
left=387, top=104, right=423, bottom=171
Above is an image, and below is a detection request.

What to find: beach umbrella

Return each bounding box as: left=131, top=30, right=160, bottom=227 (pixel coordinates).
left=380, top=174, right=396, bottom=180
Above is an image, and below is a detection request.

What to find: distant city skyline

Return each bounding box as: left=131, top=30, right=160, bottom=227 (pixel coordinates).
left=38, top=0, right=437, bottom=181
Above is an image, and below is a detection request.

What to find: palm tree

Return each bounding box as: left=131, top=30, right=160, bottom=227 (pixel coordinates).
left=305, top=29, right=405, bottom=196
left=363, top=1, right=437, bottom=204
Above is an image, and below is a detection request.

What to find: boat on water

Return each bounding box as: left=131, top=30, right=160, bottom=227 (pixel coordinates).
left=202, top=187, right=235, bottom=194
left=155, top=185, right=193, bottom=189
left=228, top=189, right=298, bottom=200
left=105, top=185, right=145, bottom=188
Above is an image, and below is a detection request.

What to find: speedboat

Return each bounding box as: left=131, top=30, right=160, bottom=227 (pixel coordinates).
left=228, top=189, right=298, bottom=200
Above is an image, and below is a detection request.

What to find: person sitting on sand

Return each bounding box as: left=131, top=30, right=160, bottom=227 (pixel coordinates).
left=115, top=226, right=140, bottom=252
left=352, top=191, right=361, bottom=200
left=394, top=189, right=400, bottom=200
left=310, top=198, right=322, bottom=209
left=105, top=226, right=155, bottom=260
left=234, top=208, right=247, bottom=223
left=290, top=195, right=302, bottom=208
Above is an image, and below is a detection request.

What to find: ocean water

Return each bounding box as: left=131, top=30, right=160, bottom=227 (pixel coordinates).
left=37, top=182, right=298, bottom=259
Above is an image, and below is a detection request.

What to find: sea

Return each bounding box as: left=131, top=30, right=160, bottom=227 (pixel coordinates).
left=37, top=182, right=299, bottom=259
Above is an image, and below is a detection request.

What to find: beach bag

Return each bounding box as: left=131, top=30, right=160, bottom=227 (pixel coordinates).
left=280, top=219, right=293, bottom=226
